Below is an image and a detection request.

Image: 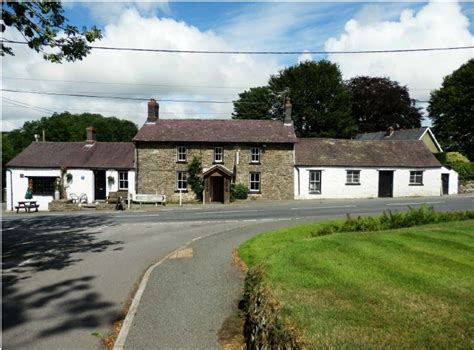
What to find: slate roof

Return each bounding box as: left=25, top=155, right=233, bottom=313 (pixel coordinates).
left=6, top=142, right=135, bottom=169
left=133, top=119, right=297, bottom=143
left=355, top=127, right=428, bottom=141
left=295, top=139, right=441, bottom=168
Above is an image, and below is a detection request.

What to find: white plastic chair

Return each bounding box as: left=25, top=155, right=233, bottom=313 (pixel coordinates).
left=69, top=193, right=79, bottom=203
left=79, top=193, right=88, bottom=203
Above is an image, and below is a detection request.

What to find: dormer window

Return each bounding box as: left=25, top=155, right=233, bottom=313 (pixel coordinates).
left=214, top=147, right=223, bottom=163
left=177, top=146, right=187, bottom=163
left=250, top=147, right=260, bottom=163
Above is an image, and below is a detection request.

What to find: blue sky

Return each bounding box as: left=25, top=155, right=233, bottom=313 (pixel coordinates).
left=2, top=1, right=473, bottom=130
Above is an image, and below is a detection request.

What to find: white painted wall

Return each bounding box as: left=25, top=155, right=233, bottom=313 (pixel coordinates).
left=6, top=168, right=136, bottom=211
left=295, top=167, right=444, bottom=199
left=64, top=169, right=94, bottom=203
left=441, top=166, right=459, bottom=195
left=6, top=168, right=60, bottom=211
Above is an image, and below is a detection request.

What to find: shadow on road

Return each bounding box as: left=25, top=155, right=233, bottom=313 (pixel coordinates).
left=2, top=215, right=123, bottom=339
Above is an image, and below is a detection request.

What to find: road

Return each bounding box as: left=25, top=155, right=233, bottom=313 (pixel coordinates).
left=2, top=195, right=473, bottom=349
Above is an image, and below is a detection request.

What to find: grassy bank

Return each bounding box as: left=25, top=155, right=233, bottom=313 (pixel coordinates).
left=239, top=220, right=474, bottom=348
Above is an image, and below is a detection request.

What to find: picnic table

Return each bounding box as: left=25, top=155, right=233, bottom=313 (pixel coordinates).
left=15, top=201, right=39, bottom=213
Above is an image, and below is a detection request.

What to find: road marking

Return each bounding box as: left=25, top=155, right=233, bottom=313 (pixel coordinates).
left=194, top=209, right=259, bottom=215
left=114, top=214, right=161, bottom=218
left=291, top=205, right=356, bottom=210
left=169, top=248, right=194, bottom=259
left=386, top=201, right=445, bottom=207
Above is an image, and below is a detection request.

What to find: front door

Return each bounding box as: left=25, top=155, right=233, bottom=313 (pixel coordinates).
left=211, top=177, right=224, bottom=203
left=378, top=171, right=394, bottom=198
left=442, top=174, right=449, bottom=195
left=94, top=170, right=106, bottom=200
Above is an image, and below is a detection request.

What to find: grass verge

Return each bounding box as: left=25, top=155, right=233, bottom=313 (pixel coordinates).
left=239, top=219, right=474, bottom=348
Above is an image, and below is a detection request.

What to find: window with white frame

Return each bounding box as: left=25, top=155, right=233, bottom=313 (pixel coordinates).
left=409, top=171, right=423, bottom=185
left=118, top=171, right=129, bottom=190
left=250, top=147, right=260, bottom=163
left=214, top=147, right=223, bottom=163
left=346, top=170, right=360, bottom=185
left=176, top=171, right=187, bottom=190
left=176, top=146, right=187, bottom=162
left=309, top=170, right=321, bottom=194
left=249, top=172, right=261, bottom=192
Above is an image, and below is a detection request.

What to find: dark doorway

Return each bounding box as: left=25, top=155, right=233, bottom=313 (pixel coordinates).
left=211, top=177, right=224, bottom=203
left=378, top=171, right=394, bottom=198
left=442, top=174, right=449, bottom=195
left=94, top=170, right=106, bottom=200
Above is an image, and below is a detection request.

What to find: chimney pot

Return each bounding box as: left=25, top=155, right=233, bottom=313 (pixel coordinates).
left=147, top=98, right=159, bottom=123
left=284, top=97, right=292, bottom=125
left=86, top=126, right=96, bottom=143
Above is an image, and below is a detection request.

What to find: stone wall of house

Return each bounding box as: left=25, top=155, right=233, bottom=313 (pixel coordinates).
left=136, top=142, right=294, bottom=202
left=459, top=180, right=474, bottom=193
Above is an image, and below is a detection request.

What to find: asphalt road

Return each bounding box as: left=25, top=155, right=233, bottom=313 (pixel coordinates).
left=2, top=195, right=473, bottom=349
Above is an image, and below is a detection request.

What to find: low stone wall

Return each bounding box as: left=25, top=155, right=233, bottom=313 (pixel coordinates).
left=48, top=199, right=82, bottom=211
left=459, top=180, right=474, bottom=193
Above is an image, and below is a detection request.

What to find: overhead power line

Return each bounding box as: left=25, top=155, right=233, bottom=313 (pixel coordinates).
left=1, top=87, right=429, bottom=105
left=2, top=39, right=473, bottom=55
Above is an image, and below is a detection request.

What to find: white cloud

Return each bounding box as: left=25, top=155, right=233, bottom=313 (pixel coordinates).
left=1, top=8, right=279, bottom=131
left=325, top=1, right=474, bottom=104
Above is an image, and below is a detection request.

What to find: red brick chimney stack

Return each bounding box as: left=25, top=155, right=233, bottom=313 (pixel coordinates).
left=147, top=98, right=159, bottom=123
left=86, top=126, right=96, bottom=143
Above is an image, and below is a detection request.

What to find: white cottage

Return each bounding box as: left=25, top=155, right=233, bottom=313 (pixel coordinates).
left=294, top=139, right=458, bottom=199
left=5, top=127, right=136, bottom=211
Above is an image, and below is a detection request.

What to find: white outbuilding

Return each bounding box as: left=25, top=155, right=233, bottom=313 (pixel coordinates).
left=5, top=127, right=135, bottom=211
left=294, top=139, right=458, bottom=200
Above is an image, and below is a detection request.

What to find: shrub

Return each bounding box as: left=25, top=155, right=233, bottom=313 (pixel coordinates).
left=311, top=206, right=474, bottom=237
left=187, top=156, right=204, bottom=200
left=230, top=183, right=249, bottom=201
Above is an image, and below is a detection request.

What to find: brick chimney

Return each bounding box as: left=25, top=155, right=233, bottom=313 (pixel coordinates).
left=86, top=126, right=96, bottom=143
left=284, top=97, right=293, bottom=126
left=147, top=98, right=159, bottom=123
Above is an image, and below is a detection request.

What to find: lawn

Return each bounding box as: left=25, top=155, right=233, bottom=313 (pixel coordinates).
left=239, top=220, right=474, bottom=348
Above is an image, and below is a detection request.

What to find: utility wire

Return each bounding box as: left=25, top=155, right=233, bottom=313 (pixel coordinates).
left=2, top=39, right=473, bottom=55
left=2, top=87, right=430, bottom=104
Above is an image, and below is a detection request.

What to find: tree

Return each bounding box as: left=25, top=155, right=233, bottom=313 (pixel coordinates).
left=233, top=60, right=355, bottom=138
left=347, top=76, right=422, bottom=133
left=232, top=87, right=273, bottom=120
left=2, top=1, right=102, bottom=63
left=428, top=59, right=474, bottom=160
left=3, top=112, right=138, bottom=167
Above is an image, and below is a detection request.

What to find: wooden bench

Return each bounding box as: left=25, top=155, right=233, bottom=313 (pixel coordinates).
left=107, top=191, right=128, bottom=210
left=130, top=193, right=166, bottom=206
left=15, top=201, right=39, bottom=213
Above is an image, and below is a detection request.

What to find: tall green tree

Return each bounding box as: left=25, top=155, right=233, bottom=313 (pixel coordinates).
left=347, top=76, right=422, bottom=133
left=232, top=87, right=273, bottom=120
left=3, top=112, right=138, bottom=166
left=428, top=59, right=474, bottom=160
left=1, top=1, right=102, bottom=62
left=233, top=60, right=355, bottom=138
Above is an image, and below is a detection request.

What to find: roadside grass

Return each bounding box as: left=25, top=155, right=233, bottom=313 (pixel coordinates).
left=239, top=220, right=474, bottom=348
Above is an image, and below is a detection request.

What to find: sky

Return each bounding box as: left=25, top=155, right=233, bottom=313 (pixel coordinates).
left=1, top=1, right=473, bottom=132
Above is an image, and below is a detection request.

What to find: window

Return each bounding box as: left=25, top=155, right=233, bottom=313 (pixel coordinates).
left=309, top=171, right=321, bottom=194
left=214, top=147, right=223, bottom=163
left=29, top=177, right=56, bottom=196
left=410, top=171, right=423, bottom=185
left=250, top=147, right=260, bottom=163
left=346, top=170, right=360, bottom=185
left=176, top=171, right=187, bottom=191
left=176, top=146, right=187, bottom=162
left=249, top=172, right=261, bottom=192
left=119, top=171, right=129, bottom=190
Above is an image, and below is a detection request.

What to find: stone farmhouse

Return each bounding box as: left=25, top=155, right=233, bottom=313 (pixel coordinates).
left=5, top=99, right=458, bottom=211
left=133, top=99, right=296, bottom=203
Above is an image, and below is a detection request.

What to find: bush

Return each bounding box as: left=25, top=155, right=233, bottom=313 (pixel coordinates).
left=455, top=162, right=474, bottom=181
left=311, top=206, right=474, bottom=237
left=230, top=183, right=249, bottom=201
left=435, top=152, right=474, bottom=181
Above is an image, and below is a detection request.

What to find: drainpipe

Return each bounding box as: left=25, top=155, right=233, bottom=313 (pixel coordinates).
left=296, top=167, right=300, bottom=197
left=7, top=169, right=13, bottom=211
